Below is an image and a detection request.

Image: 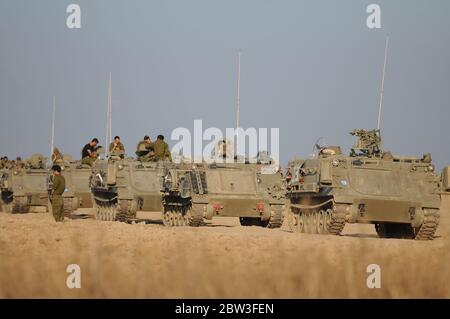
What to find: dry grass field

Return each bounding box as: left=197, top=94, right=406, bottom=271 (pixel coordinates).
left=0, top=195, right=449, bottom=298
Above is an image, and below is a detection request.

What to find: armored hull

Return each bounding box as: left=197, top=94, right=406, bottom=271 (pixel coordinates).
left=90, top=158, right=165, bottom=222
left=1, top=164, right=48, bottom=213
left=162, top=162, right=286, bottom=228
left=90, top=158, right=286, bottom=228
left=286, top=130, right=441, bottom=240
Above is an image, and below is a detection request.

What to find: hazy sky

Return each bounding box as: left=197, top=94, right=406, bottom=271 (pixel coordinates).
left=0, top=0, right=449, bottom=168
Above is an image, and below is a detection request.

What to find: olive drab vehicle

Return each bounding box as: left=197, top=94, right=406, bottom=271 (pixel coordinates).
left=161, top=144, right=286, bottom=228
left=0, top=154, right=49, bottom=213
left=90, top=154, right=166, bottom=222
left=285, top=129, right=441, bottom=240
left=47, top=152, right=104, bottom=218
left=441, top=166, right=450, bottom=193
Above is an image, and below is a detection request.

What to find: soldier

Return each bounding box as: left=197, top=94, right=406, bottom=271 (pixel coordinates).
left=109, top=136, right=125, bottom=159
left=52, top=148, right=64, bottom=164
left=135, top=135, right=153, bottom=161
left=421, top=153, right=432, bottom=164
left=50, top=164, right=66, bottom=222
left=149, top=135, right=172, bottom=162
left=0, top=157, right=7, bottom=169
left=81, top=138, right=100, bottom=167
left=15, top=157, right=25, bottom=169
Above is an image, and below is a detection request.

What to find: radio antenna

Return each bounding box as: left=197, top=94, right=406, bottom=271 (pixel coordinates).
left=50, top=96, right=56, bottom=164
left=377, top=35, right=389, bottom=130
left=105, top=72, right=112, bottom=149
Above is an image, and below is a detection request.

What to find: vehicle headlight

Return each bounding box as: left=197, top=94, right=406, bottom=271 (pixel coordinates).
left=332, top=159, right=340, bottom=167
left=165, top=173, right=173, bottom=187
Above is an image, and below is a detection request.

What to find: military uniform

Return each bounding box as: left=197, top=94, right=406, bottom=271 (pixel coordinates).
left=52, top=148, right=63, bottom=164
left=52, top=174, right=66, bottom=222
left=149, top=139, right=172, bottom=162
left=135, top=140, right=153, bottom=162
left=81, top=143, right=98, bottom=167
left=109, top=142, right=125, bottom=158
left=15, top=158, right=25, bottom=169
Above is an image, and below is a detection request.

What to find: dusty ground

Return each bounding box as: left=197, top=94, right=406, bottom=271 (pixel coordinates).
left=0, top=195, right=450, bottom=298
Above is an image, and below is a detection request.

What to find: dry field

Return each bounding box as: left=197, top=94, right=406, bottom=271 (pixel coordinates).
left=0, top=195, right=449, bottom=298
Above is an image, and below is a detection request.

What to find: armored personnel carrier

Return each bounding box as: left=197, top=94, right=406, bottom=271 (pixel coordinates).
left=46, top=147, right=107, bottom=217
left=441, top=166, right=450, bottom=193
left=48, top=154, right=101, bottom=217
left=0, top=154, right=49, bottom=213
left=161, top=151, right=286, bottom=228
left=90, top=149, right=286, bottom=228
left=285, top=129, right=441, bottom=240
left=90, top=157, right=165, bottom=222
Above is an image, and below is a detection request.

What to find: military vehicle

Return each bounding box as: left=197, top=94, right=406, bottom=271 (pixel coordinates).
left=441, top=166, right=450, bottom=193
left=47, top=154, right=100, bottom=217
left=285, top=129, right=441, bottom=240
left=47, top=146, right=107, bottom=217
left=0, top=154, right=49, bottom=213
left=90, top=157, right=166, bottom=222
left=161, top=159, right=286, bottom=228
left=90, top=147, right=286, bottom=228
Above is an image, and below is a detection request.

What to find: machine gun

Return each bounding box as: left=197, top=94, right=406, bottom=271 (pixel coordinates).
left=350, top=129, right=382, bottom=158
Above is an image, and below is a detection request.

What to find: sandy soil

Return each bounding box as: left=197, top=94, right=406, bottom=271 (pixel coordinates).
left=0, top=195, right=449, bottom=298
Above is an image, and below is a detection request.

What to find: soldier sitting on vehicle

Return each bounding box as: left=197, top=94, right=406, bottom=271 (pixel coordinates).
left=149, top=135, right=172, bottom=162
left=109, top=136, right=125, bottom=159
left=81, top=138, right=100, bottom=167
left=14, top=157, right=25, bottom=169
left=421, top=152, right=432, bottom=163
left=214, top=139, right=234, bottom=161
left=135, top=135, right=154, bottom=162
left=52, top=148, right=64, bottom=164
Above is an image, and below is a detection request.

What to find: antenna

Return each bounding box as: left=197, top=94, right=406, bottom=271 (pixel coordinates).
left=106, top=72, right=112, bottom=149
left=377, top=35, right=389, bottom=130
left=109, top=72, right=112, bottom=145
left=235, top=50, right=241, bottom=156
left=236, top=50, right=241, bottom=130
left=50, top=96, right=56, bottom=163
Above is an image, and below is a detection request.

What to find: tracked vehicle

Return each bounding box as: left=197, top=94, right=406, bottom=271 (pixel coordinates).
left=441, top=166, right=450, bottom=193
left=161, top=154, right=286, bottom=228
left=286, top=129, right=441, bottom=240
left=91, top=151, right=286, bottom=228
left=90, top=157, right=166, bottom=222
left=47, top=154, right=102, bottom=217
left=0, top=154, right=49, bottom=213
